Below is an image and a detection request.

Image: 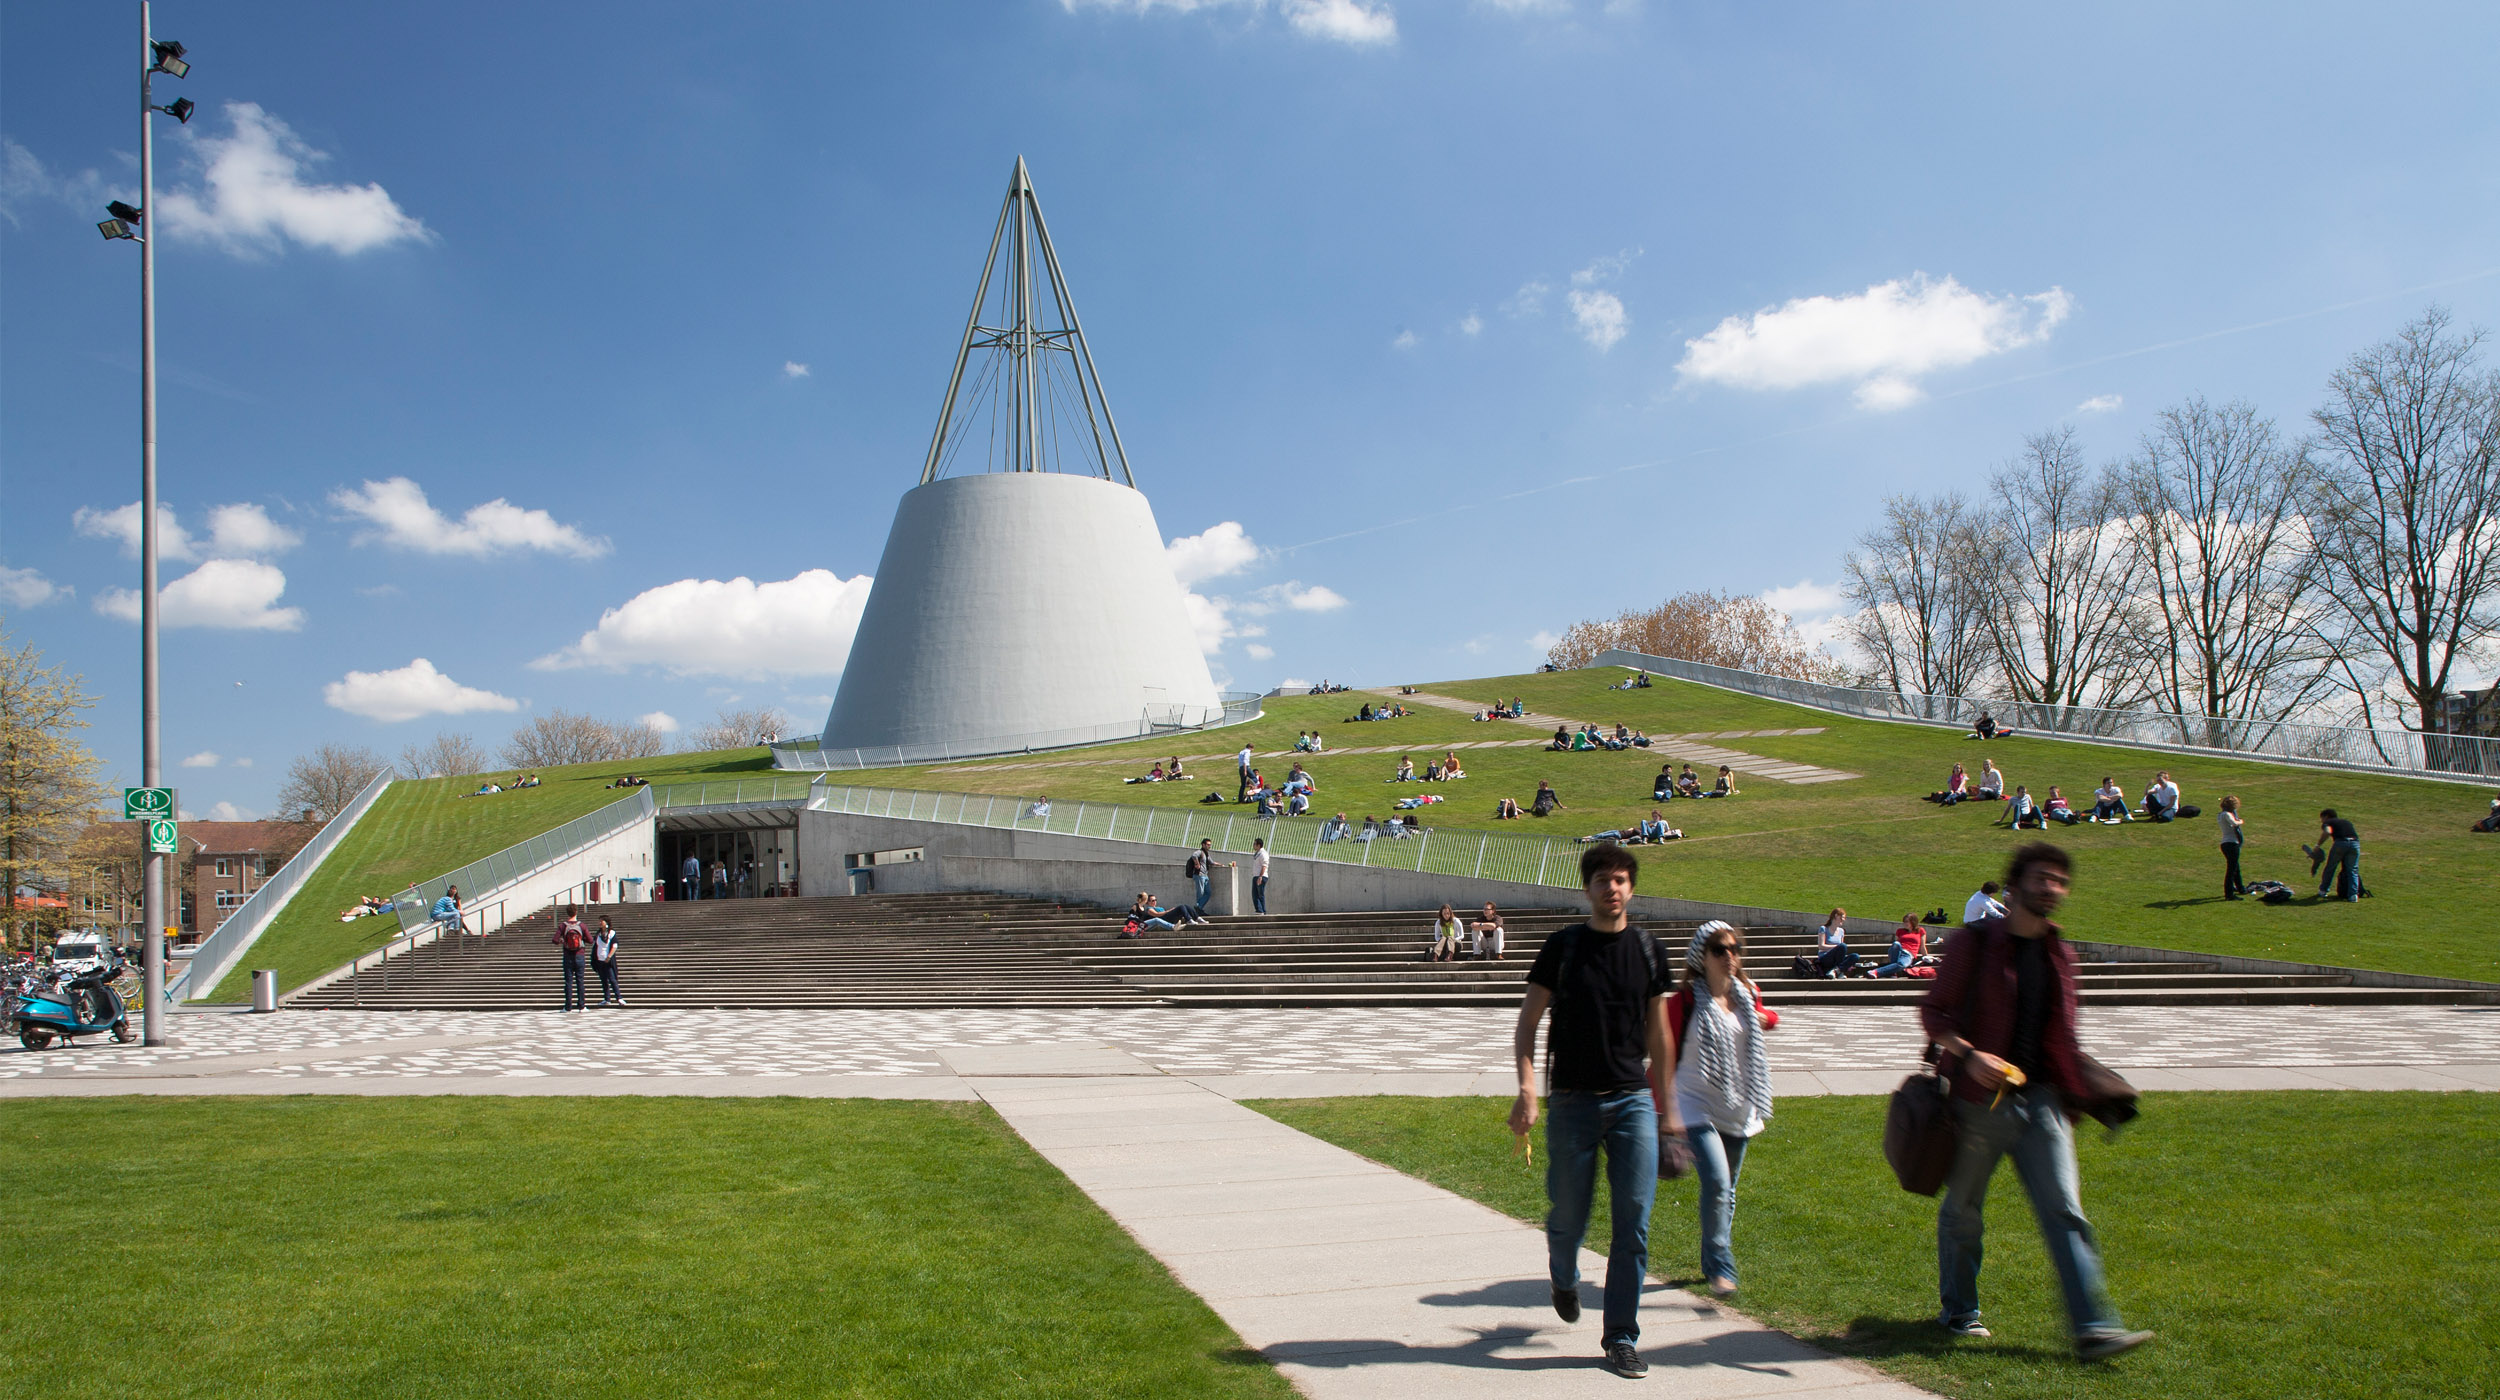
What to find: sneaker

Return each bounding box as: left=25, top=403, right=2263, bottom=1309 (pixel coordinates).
left=1937, top=1314, right=1991, bottom=1339
left=1603, top=1341, right=1649, bottom=1378
left=1551, top=1286, right=1581, bottom=1324
left=2076, top=1329, right=2155, bottom=1362
left=1707, top=1277, right=1738, bottom=1298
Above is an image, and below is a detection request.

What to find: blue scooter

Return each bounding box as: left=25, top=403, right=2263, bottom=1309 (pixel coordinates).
left=7, top=958, right=131, bottom=1050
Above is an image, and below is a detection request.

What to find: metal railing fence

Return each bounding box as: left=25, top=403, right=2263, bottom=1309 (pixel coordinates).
left=183, top=768, right=395, bottom=1002
left=769, top=693, right=1266, bottom=772
left=393, top=788, right=656, bottom=934
left=650, top=775, right=823, bottom=809
left=1592, top=649, right=2500, bottom=781
left=805, top=782, right=1587, bottom=892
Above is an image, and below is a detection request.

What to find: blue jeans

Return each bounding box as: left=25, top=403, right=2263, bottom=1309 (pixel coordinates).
left=1938, top=1092, right=2124, bottom=1338
left=1869, top=950, right=1912, bottom=978
left=1251, top=875, right=1267, bottom=914
left=561, top=952, right=586, bottom=1011
left=1685, top=1123, right=1751, bottom=1284
left=1194, top=873, right=1213, bottom=909
left=2320, top=839, right=2360, bottom=899
left=1545, top=1090, right=1659, bottom=1348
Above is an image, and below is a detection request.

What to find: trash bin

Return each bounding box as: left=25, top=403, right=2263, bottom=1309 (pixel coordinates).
left=620, top=876, right=646, bottom=903
left=588, top=877, right=602, bottom=903
left=251, top=969, right=278, bottom=1013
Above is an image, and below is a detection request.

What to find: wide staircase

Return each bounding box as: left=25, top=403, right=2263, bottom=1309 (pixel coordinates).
left=287, top=892, right=2479, bottom=1010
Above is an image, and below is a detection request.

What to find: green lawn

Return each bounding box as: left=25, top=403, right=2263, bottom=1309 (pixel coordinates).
left=205, top=747, right=777, bottom=1000
left=0, top=1097, right=1292, bottom=1400
left=1249, top=1092, right=2498, bottom=1400
left=869, top=673, right=2500, bottom=983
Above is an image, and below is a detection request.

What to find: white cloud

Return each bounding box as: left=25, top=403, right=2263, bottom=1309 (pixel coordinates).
left=1181, top=591, right=1241, bottom=655
left=1677, top=274, right=2074, bottom=411
left=95, top=560, right=304, bottom=630
left=533, top=570, right=877, bottom=679
left=783, top=361, right=811, bottom=378
left=2076, top=393, right=2124, bottom=414
left=205, top=801, right=257, bottom=822
left=1280, top=676, right=1310, bottom=689
left=1165, top=521, right=1261, bottom=586
left=1505, top=280, right=1551, bottom=317
left=639, top=711, right=680, bottom=734
left=323, top=658, right=521, bottom=724
left=0, top=137, right=121, bottom=227
left=1245, top=643, right=1276, bottom=660
left=1392, top=329, right=1418, bottom=350
left=235, top=757, right=254, bottom=768
left=156, top=103, right=432, bottom=256
left=0, top=565, right=66, bottom=609
left=1059, top=0, right=1394, bottom=46
left=180, top=751, right=221, bottom=768
left=1572, top=249, right=1639, bottom=286
left=1256, top=580, right=1350, bottom=613
left=1760, top=578, right=1849, bottom=618
left=331, top=477, right=609, bottom=559
left=74, top=501, right=296, bottom=561
left=1568, top=288, right=1628, bottom=351
left=1528, top=629, right=1561, bottom=653
left=1458, top=312, right=1483, bottom=336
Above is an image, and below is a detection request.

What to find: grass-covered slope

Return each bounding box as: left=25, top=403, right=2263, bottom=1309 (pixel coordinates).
left=869, top=672, right=2500, bottom=983
left=3, top=1097, right=1293, bottom=1400
left=1253, top=1093, right=2498, bottom=1400
left=205, top=747, right=775, bottom=1000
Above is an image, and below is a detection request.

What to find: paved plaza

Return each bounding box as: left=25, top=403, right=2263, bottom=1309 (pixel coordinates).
left=7, top=1002, right=2496, bottom=1096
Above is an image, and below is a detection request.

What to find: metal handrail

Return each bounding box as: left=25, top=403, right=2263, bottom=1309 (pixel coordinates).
left=341, top=898, right=507, bottom=1005
left=769, top=692, right=1267, bottom=772
left=1591, top=648, right=2500, bottom=782
left=391, top=788, right=656, bottom=935
left=182, top=768, right=395, bottom=1002
left=800, top=781, right=1583, bottom=891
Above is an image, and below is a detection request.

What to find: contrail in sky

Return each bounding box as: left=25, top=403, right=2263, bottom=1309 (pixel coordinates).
left=1274, top=264, right=2500, bottom=557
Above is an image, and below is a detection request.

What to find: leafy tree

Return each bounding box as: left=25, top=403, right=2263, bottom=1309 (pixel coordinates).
left=0, top=629, right=107, bottom=951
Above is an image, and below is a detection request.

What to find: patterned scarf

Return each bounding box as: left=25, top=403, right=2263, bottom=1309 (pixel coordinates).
left=1689, top=980, right=1775, bottom=1126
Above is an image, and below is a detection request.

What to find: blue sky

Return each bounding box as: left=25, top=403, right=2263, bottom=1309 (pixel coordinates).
left=6, top=0, right=2497, bottom=819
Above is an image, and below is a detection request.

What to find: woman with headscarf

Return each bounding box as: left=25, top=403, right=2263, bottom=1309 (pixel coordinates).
left=1666, top=922, right=1776, bottom=1299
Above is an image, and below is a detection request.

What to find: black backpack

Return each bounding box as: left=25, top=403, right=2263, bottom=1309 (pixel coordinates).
left=2248, top=879, right=2294, bottom=904
left=1791, top=953, right=1819, bottom=980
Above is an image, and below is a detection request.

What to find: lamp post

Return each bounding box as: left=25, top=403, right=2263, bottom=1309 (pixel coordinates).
left=98, top=5, right=194, bottom=1045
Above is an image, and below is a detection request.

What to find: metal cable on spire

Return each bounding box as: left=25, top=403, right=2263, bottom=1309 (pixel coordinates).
left=920, top=157, right=1136, bottom=487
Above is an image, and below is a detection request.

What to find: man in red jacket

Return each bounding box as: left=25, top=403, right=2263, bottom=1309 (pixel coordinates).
left=1921, top=844, right=2153, bottom=1362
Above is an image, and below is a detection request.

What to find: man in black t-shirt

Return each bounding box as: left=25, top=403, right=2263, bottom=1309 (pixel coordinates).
left=1509, top=843, right=1675, bottom=1379
left=2315, top=809, right=2362, bottom=901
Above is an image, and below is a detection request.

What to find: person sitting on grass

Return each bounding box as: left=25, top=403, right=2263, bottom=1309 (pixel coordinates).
left=1637, top=807, right=1673, bottom=842
left=1572, top=728, right=1599, bottom=752
left=1533, top=781, right=1563, bottom=817
left=1254, top=789, right=1283, bottom=819
left=2091, top=777, right=2129, bottom=823
left=1975, top=759, right=2005, bottom=801
left=1678, top=766, right=1704, bottom=799
left=1707, top=765, right=1737, bottom=798
left=1865, top=917, right=1926, bottom=978
left=1496, top=796, right=1525, bottom=819
left=2143, top=770, right=2182, bottom=822
left=1630, top=729, right=1653, bottom=747
left=1287, top=762, right=1314, bottom=792
left=2000, top=784, right=2043, bottom=829
left=1356, top=815, right=1382, bottom=842
left=1393, top=755, right=1416, bottom=782
left=1441, top=750, right=1466, bottom=779
left=1509, top=698, right=1527, bottom=717
left=1391, top=704, right=1411, bottom=717
left=1304, top=732, right=1323, bottom=753
left=1296, top=731, right=1317, bottom=751
left=1287, top=787, right=1311, bottom=816
left=1125, top=763, right=1167, bottom=784
left=1972, top=710, right=2014, bottom=740
left=1388, top=815, right=1420, bottom=839
left=1550, top=725, right=1573, bottom=752
left=1167, top=755, right=1189, bottom=779
left=1653, top=763, right=1678, bottom=802
left=1320, top=812, right=1352, bottom=842
left=2042, top=785, right=2080, bottom=825
left=2476, top=795, right=2500, bottom=833
left=1930, top=763, right=1971, bottom=805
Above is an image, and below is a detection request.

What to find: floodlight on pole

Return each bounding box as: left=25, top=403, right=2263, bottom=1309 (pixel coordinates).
left=162, top=97, right=194, bottom=123
left=109, top=2, right=197, bottom=1046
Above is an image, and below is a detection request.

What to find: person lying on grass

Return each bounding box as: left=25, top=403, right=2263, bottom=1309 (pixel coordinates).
left=1496, top=796, right=1525, bottom=819
left=1124, top=763, right=1167, bottom=784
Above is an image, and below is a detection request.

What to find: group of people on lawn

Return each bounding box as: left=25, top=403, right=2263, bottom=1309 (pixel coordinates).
left=1551, top=722, right=1652, bottom=751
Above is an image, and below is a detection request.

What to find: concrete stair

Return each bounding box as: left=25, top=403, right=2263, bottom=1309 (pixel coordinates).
left=286, top=892, right=2481, bottom=1011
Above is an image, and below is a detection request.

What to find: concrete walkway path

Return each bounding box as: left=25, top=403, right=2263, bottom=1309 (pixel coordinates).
left=964, top=1042, right=1933, bottom=1399
left=1379, top=689, right=1861, bottom=786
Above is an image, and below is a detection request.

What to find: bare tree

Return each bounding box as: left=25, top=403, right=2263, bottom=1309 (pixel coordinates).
left=1979, top=428, right=2143, bottom=708
left=1841, top=492, right=1993, bottom=696
left=2116, top=398, right=2325, bottom=724
left=686, top=707, right=795, bottom=752
left=498, top=712, right=672, bottom=769
left=1541, top=592, right=1841, bottom=680
left=2307, top=308, right=2500, bottom=734
left=397, top=731, right=488, bottom=780
left=275, top=743, right=387, bottom=823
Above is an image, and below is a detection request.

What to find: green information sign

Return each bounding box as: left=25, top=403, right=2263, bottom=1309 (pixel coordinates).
left=123, top=786, right=176, bottom=820
left=147, top=819, right=179, bottom=854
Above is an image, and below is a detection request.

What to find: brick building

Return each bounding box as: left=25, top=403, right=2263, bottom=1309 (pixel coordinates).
left=182, top=821, right=318, bottom=934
